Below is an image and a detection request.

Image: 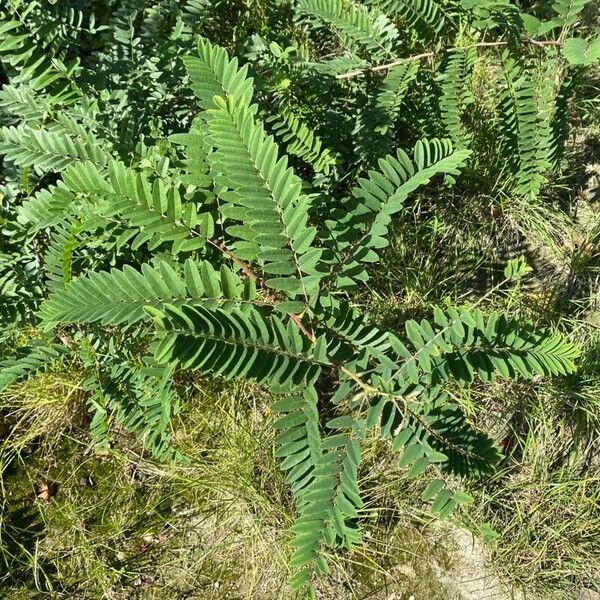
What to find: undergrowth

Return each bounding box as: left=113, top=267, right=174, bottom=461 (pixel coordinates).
left=1, top=0, right=600, bottom=598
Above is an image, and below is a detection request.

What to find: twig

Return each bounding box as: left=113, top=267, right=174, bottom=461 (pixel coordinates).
left=208, top=238, right=263, bottom=283
left=337, top=52, right=434, bottom=79
left=336, top=39, right=563, bottom=80
left=290, top=313, right=316, bottom=342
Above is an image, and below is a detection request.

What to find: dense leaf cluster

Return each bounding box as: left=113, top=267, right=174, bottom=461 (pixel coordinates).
left=0, top=0, right=596, bottom=596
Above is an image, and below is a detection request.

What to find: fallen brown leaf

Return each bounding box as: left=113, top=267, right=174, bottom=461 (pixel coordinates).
left=36, top=481, right=58, bottom=501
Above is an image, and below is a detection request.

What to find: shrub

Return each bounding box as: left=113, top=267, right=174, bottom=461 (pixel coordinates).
left=1, top=0, right=596, bottom=596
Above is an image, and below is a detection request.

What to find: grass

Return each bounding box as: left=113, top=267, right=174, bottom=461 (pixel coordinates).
left=0, top=373, right=515, bottom=599
left=0, top=377, right=427, bottom=598
left=1, top=379, right=291, bottom=598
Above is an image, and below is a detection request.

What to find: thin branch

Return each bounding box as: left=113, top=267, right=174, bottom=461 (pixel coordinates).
left=336, top=39, right=563, bottom=80
left=290, top=313, right=316, bottom=342
left=208, top=238, right=263, bottom=283
left=337, top=52, right=433, bottom=79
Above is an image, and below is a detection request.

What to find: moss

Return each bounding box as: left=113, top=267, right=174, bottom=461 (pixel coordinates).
left=0, top=381, right=291, bottom=598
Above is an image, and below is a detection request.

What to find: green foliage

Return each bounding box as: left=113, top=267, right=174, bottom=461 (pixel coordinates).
left=353, top=60, right=420, bottom=166
left=375, top=61, right=420, bottom=136
left=551, top=0, right=593, bottom=27
left=94, top=359, right=181, bottom=461
left=495, top=51, right=562, bottom=197
left=365, top=0, right=445, bottom=41
left=0, top=124, right=111, bottom=172
left=41, top=259, right=255, bottom=328
left=64, top=159, right=212, bottom=254
left=326, top=138, right=471, bottom=288
left=0, top=15, right=79, bottom=100
left=298, top=0, right=399, bottom=61
left=0, top=342, right=68, bottom=393
left=150, top=304, right=327, bottom=387
left=563, top=35, right=600, bottom=65
left=183, top=37, right=254, bottom=109
left=0, top=0, right=595, bottom=596
left=438, top=48, right=476, bottom=149
left=266, top=109, right=338, bottom=176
